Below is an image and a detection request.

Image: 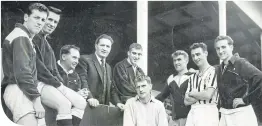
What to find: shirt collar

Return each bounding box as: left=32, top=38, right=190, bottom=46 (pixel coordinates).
left=38, top=30, right=49, bottom=39
left=95, top=53, right=105, bottom=65
left=227, top=53, right=240, bottom=65
left=126, top=58, right=137, bottom=69
left=57, top=60, right=74, bottom=74
left=15, top=23, right=34, bottom=38
left=135, top=95, right=156, bottom=103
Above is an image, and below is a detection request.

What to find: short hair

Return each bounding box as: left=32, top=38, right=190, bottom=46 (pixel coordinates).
left=95, top=34, right=114, bottom=45
left=214, top=35, right=234, bottom=45
left=135, top=75, right=152, bottom=86
left=171, top=50, right=189, bottom=61
left=25, top=3, right=49, bottom=16
left=129, top=43, right=142, bottom=51
left=60, top=45, right=80, bottom=60
left=48, top=6, right=62, bottom=15
left=190, top=42, right=207, bottom=52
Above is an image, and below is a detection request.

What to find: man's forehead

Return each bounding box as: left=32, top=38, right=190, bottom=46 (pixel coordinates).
left=48, top=11, right=60, bottom=19
left=173, top=55, right=185, bottom=59
left=191, top=48, right=204, bottom=54
left=30, top=9, right=47, bottom=16
left=130, top=48, right=142, bottom=53
left=136, top=80, right=148, bottom=86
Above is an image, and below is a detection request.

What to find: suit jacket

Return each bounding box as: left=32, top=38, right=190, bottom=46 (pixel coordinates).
left=76, top=54, right=119, bottom=105
left=113, top=58, right=145, bottom=104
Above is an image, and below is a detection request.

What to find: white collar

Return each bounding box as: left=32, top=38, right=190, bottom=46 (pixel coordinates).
left=57, top=60, right=74, bottom=74
left=95, top=53, right=105, bottom=65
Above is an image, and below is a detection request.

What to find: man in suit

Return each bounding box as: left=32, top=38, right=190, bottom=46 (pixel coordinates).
left=76, top=34, right=122, bottom=109
left=113, top=43, right=145, bottom=110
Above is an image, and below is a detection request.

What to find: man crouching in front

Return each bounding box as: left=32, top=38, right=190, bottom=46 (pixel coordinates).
left=123, top=75, right=168, bottom=126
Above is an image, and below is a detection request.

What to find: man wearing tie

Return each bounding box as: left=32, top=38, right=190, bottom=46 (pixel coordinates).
left=113, top=43, right=145, bottom=110
left=76, top=34, right=122, bottom=109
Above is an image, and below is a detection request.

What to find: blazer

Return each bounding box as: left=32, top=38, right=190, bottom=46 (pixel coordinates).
left=76, top=53, right=119, bottom=105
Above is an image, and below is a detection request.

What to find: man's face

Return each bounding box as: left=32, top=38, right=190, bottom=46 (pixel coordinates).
left=24, top=9, right=47, bottom=35
left=62, top=48, right=80, bottom=70
left=173, top=55, right=188, bottom=72
left=95, top=38, right=112, bottom=59
left=191, top=48, right=208, bottom=67
left=214, top=40, right=233, bottom=61
left=136, top=80, right=152, bottom=99
left=127, top=48, right=142, bottom=66
left=42, top=11, right=60, bottom=35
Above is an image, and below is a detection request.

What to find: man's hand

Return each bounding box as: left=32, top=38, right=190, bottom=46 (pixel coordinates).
left=57, top=83, right=64, bottom=93
left=77, top=88, right=89, bottom=99
left=33, top=97, right=45, bottom=119
left=87, top=98, right=99, bottom=107
left=233, top=98, right=245, bottom=108
left=116, top=103, right=125, bottom=111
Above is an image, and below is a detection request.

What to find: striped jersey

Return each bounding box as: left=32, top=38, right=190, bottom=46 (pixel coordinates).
left=186, top=66, right=218, bottom=105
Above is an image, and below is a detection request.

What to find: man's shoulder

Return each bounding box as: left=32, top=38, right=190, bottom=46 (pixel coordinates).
left=5, top=27, right=29, bottom=43
left=152, top=98, right=164, bottom=105
left=115, top=58, right=128, bottom=67
left=80, top=54, right=94, bottom=61
left=125, top=97, right=137, bottom=104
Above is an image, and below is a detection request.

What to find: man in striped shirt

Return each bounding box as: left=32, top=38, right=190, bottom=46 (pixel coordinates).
left=184, top=43, right=219, bottom=126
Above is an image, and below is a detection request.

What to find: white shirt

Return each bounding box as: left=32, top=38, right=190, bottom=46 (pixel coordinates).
left=95, top=53, right=105, bottom=66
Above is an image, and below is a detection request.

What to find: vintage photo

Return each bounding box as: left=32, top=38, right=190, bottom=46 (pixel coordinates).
left=1, top=1, right=262, bottom=126
left=148, top=1, right=262, bottom=126
left=1, top=1, right=137, bottom=126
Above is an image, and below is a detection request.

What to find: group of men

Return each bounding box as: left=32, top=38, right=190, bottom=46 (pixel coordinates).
left=156, top=37, right=262, bottom=126
left=2, top=3, right=150, bottom=126
left=1, top=2, right=262, bottom=126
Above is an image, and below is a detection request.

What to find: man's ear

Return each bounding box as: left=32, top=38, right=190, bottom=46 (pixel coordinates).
left=24, top=14, right=29, bottom=22
left=205, top=50, right=208, bottom=56
left=229, top=44, right=234, bottom=51
left=61, top=54, right=66, bottom=60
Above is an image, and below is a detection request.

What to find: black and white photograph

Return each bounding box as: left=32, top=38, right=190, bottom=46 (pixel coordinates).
left=0, top=1, right=262, bottom=126
left=148, top=1, right=262, bottom=126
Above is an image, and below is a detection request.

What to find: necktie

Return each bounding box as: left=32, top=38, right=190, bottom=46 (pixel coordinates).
left=101, top=59, right=107, bottom=103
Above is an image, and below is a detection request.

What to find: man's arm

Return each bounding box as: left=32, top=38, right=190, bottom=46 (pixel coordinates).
left=155, top=83, right=170, bottom=102
left=34, top=35, right=62, bottom=88
left=35, top=57, right=62, bottom=87
left=188, top=88, right=216, bottom=100
left=123, top=100, right=135, bottom=126
left=239, top=59, right=262, bottom=103
left=112, top=64, right=127, bottom=104
left=184, top=75, right=198, bottom=106
left=157, top=102, right=168, bottom=126
left=75, top=57, right=93, bottom=98
left=13, top=37, right=40, bottom=101
left=184, top=93, right=198, bottom=106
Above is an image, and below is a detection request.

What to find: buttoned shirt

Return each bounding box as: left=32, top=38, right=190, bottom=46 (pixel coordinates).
left=124, top=96, right=168, bottom=126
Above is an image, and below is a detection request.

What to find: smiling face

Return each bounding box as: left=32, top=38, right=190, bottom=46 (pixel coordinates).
left=136, top=80, right=152, bottom=100
left=95, top=38, right=112, bottom=59
left=173, top=55, right=188, bottom=72
left=24, top=9, right=48, bottom=35
left=215, top=39, right=233, bottom=62
left=62, top=48, right=80, bottom=70
left=127, top=48, right=142, bottom=66
left=191, top=47, right=208, bottom=67
left=42, top=11, right=60, bottom=35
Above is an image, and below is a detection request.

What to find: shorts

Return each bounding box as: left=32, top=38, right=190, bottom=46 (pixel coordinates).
left=3, top=83, right=43, bottom=123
